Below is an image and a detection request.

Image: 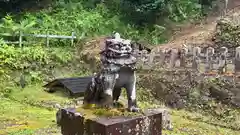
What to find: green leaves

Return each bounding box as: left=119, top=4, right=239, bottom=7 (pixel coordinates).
left=0, top=0, right=203, bottom=45
left=122, top=0, right=202, bottom=22
left=0, top=15, right=36, bottom=36
left=214, top=17, right=240, bottom=47
left=0, top=43, right=72, bottom=70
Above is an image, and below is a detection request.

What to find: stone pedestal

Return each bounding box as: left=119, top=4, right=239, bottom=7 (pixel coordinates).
left=59, top=108, right=162, bottom=135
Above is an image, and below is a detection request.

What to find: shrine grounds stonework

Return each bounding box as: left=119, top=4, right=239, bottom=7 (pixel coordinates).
left=59, top=108, right=162, bottom=135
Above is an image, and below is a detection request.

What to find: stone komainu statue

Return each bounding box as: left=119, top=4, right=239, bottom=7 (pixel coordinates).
left=83, top=33, right=146, bottom=112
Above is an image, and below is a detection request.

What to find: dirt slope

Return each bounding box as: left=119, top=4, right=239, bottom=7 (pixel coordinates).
left=157, top=18, right=216, bottom=50
left=80, top=1, right=240, bottom=56
left=154, top=1, right=240, bottom=51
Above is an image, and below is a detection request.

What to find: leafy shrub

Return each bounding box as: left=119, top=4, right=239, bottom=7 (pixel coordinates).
left=0, top=0, right=191, bottom=45
left=214, top=14, right=240, bottom=48
left=0, top=0, right=214, bottom=45
left=0, top=40, right=75, bottom=83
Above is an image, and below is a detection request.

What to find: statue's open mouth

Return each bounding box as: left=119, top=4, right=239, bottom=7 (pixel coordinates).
left=108, top=47, right=132, bottom=54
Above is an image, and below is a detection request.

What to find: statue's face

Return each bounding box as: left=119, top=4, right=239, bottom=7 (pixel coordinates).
left=107, top=39, right=133, bottom=55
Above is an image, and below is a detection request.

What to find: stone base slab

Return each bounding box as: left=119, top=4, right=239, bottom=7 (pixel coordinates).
left=59, top=108, right=162, bottom=135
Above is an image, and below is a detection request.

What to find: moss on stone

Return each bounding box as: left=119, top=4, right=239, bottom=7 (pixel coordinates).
left=76, top=104, right=142, bottom=120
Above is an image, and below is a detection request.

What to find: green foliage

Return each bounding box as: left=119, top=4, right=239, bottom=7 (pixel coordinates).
left=26, top=2, right=165, bottom=44
left=84, top=0, right=202, bottom=24
left=8, top=129, right=35, bottom=135
left=214, top=16, right=240, bottom=47
left=0, top=0, right=207, bottom=45
left=1, top=44, right=47, bottom=70
left=0, top=41, right=74, bottom=68
left=0, top=15, right=36, bottom=36
left=124, top=0, right=202, bottom=23
left=0, top=40, right=75, bottom=84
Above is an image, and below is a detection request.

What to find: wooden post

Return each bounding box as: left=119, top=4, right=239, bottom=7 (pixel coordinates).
left=71, top=31, right=75, bottom=46
left=19, top=31, right=22, bottom=47
left=46, top=31, right=49, bottom=47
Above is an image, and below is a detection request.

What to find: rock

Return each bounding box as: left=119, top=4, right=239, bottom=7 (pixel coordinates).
left=59, top=108, right=163, bottom=135
left=155, top=108, right=173, bottom=131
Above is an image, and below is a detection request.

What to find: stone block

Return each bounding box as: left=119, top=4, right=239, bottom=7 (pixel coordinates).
left=59, top=108, right=162, bottom=135
left=59, top=108, right=85, bottom=135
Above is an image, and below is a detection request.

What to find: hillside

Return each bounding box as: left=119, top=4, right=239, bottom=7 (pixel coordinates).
left=155, top=1, right=240, bottom=50
left=0, top=0, right=240, bottom=135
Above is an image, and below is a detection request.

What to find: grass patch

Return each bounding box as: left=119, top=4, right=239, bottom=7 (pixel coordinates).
left=5, top=83, right=73, bottom=110
left=0, top=84, right=240, bottom=135
left=0, top=98, right=57, bottom=134
left=0, top=83, right=71, bottom=134
left=163, top=110, right=240, bottom=135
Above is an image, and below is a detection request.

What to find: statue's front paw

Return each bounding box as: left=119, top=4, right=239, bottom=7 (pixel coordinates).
left=128, top=106, right=140, bottom=112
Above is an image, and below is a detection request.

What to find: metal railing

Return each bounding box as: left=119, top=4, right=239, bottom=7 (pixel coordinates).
left=0, top=31, right=76, bottom=47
